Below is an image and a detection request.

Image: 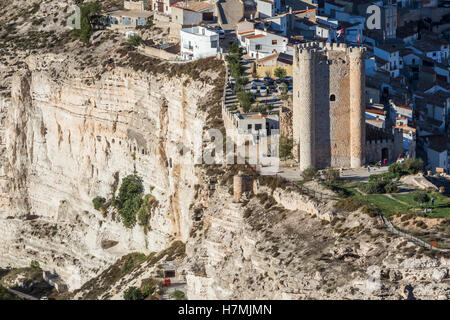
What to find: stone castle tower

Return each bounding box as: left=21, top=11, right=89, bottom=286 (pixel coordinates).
left=293, top=42, right=366, bottom=170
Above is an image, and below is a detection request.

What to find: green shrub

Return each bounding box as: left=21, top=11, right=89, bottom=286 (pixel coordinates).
left=137, top=194, right=157, bottom=227
left=412, top=191, right=430, bottom=207
left=361, top=178, right=398, bottom=194
left=169, top=290, right=187, bottom=300
left=388, top=159, right=423, bottom=177
left=92, top=196, right=106, bottom=210
left=362, top=205, right=378, bottom=217
left=301, top=167, right=318, bottom=181
left=388, top=162, right=403, bottom=176
left=279, top=135, right=293, bottom=160
left=336, top=198, right=363, bottom=212
left=126, top=34, right=143, bottom=47
left=274, top=67, right=287, bottom=79
left=324, top=167, right=340, bottom=183
left=384, top=181, right=398, bottom=193
left=123, top=286, right=144, bottom=300
left=237, top=91, right=253, bottom=113
left=30, top=260, right=40, bottom=270
left=113, top=175, right=144, bottom=228
left=404, top=158, right=423, bottom=174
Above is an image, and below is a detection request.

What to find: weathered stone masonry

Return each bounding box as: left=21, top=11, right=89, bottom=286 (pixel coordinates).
left=293, top=42, right=366, bottom=170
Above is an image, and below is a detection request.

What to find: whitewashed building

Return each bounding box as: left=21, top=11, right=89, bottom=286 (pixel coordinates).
left=242, top=29, right=292, bottom=59
left=180, top=26, right=219, bottom=60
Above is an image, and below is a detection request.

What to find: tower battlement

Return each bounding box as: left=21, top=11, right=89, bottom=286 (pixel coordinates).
left=294, top=42, right=366, bottom=63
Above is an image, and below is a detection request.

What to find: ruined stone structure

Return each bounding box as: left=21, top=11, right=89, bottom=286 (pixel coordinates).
left=233, top=172, right=253, bottom=199
left=279, top=106, right=293, bottom=140
left=366, top=126, right=404, bottom=164
left=124, top=0, right=145, bottom=11
left=293, top=42, right=366, bottom=170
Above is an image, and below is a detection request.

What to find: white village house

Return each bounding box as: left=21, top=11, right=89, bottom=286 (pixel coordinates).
left=180, top=26, right=219, bottom=60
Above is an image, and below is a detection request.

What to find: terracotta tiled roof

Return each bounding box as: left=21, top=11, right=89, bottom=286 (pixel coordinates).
left=246, top=34, right=265, bottom=39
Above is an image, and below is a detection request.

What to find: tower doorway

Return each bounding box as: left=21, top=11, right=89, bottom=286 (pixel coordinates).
left=381, top=147, right=389, bottom=164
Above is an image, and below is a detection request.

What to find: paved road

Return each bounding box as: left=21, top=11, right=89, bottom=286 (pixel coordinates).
left=274, top=165, right=389, bottom=183
left=340, top=166, right=389, bottom=182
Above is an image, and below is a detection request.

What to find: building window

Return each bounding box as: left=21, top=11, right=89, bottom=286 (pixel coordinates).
left=255, top=124, right=262, bottom=131
left=248, top=124, right=252, bottom=130
left=256, top=44, right=261, bottom=50
left=330, top=94, right=336, bottom=101
left=211, top=40, right=218, bottom=48
left=272, top=40, right=277, bottom=45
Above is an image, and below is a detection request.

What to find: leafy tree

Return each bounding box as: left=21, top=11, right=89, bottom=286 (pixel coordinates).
left=412, top=191, right=430, bottom=207
left=236, top=76, right=248, bottom=87
left=229, top=60, right=244, bottom=79
left=114, top=175, right=144, bottom=228
left=264, top=70, right=272, bottom=78
left=123, top=286, right=144, bottom=300
left=279, top=135, right=293, bottom=160
left=115, top=175, right=144, bottom=207
left=92, top=196, right=106, bottom=210
left=228, top=41, right=243, bottom=59
left=274, top=67, right=287, bottom=79
left=404, top=158, right=423, bottom=174
left=237, top=91, right=253, bottom=113
left=388, top=158, right=423, bottom=177
left=71, top=1, right=102, bottom=43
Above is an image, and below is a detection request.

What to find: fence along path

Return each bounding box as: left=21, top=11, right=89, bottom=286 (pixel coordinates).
left=380, top=214, right=450, bottom=252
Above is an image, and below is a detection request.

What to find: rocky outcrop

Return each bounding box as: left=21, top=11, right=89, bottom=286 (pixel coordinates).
left=182, top=178, right=450, bottom=300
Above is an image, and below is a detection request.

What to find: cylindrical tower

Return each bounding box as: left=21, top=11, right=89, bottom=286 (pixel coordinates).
left=349, top=48, right=366, bottom=168
left=294, top=47, right=316, bottom=171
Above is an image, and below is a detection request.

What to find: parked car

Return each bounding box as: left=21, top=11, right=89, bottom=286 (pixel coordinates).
left=259, top=87, right=268, bottom=96
left=263, top=77, right=274, bottom=83
left=283, top=76, right=293, bottom=82
left=252, top=80, right=265, bottom=87
left=250, top=85, right=259, bottom=95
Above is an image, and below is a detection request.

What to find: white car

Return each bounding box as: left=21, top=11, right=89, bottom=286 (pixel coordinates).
left=249, top=86, right=259, bottom=95
left=252, top=80, right=265, bottom=87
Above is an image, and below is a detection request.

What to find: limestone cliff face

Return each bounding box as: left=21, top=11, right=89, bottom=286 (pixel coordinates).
left=0, top=54, right=221, bottom=289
